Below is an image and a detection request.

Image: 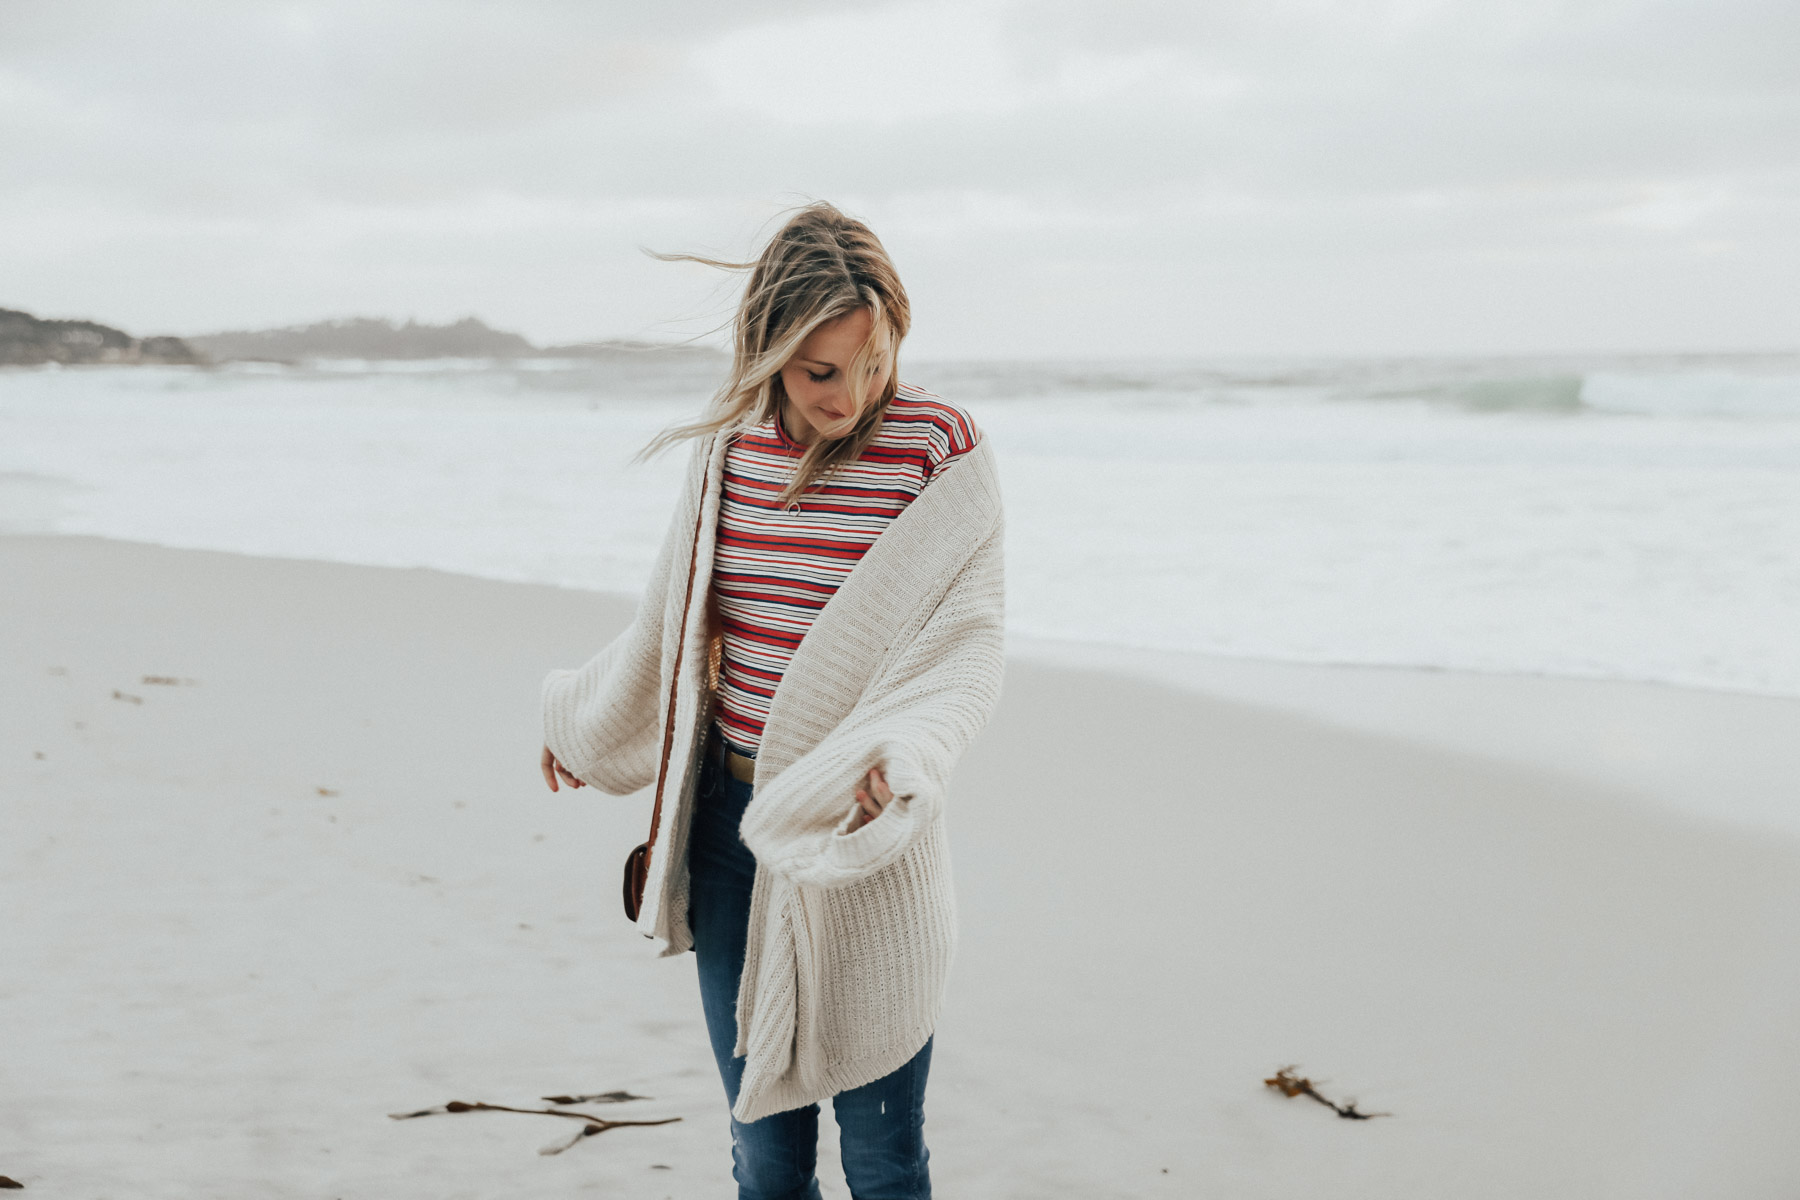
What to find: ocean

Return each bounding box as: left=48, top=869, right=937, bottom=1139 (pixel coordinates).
left=4, top=353, right=1798, bottom=698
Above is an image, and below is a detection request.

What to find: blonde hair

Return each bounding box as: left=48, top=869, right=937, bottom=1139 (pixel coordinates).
left=636, top=202, right=911, bottom=507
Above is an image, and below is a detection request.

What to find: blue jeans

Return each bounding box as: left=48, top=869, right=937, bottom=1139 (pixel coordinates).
left=688, top=730, right=933, bottom=1200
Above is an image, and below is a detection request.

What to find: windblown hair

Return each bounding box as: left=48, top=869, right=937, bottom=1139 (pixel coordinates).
left=636, top=202, right=911, bottom=507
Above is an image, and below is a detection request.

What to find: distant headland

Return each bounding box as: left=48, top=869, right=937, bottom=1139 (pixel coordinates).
left=1, top=307, right=725, bottom=366
left=187, top=315, right=725, bottom=364
left=0, top=307, right=203, bottom=366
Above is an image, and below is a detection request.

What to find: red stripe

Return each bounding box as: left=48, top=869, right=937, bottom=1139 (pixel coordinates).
left=712, top=384, right=980, bottom=752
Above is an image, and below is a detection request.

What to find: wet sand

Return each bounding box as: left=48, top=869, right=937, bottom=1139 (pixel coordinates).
left=4, top=534, right=1797, bottom=1198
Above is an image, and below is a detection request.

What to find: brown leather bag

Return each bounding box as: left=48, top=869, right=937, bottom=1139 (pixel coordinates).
left=622, top=489, right=711, bottom=924
left=621, top=841, right=652, bottom=923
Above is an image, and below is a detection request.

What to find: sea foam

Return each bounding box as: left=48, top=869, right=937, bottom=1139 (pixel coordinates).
left=4, top=354, right=1798, bottom=697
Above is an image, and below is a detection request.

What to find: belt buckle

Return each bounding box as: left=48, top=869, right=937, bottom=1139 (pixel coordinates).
left=705, top=722, right=755, bottom=786
left=728, top=744, right=754, bottom=785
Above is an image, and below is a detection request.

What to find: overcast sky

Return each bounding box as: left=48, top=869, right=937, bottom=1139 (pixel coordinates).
left=1, top=0, right=1795, bottom=357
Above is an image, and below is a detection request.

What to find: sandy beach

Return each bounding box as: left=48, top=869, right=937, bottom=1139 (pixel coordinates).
left=5, top=533, right=1799, bottom=1199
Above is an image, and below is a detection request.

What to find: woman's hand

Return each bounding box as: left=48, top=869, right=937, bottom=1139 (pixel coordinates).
left=541, top=745, right=585, bottom=792
left=847, top=764, right=894, bottom=832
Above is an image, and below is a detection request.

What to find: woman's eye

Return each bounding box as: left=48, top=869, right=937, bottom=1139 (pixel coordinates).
left=806, top=368, right=835, bottom=383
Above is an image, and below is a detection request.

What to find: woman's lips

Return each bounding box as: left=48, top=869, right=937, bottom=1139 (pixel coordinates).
left=819, top=406, right=847, bottom=420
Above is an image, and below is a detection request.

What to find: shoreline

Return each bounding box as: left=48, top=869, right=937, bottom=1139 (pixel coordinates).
left=13, top=531, right=1798, bottom=837
left=9, top=525, right=1794, bottom=701
left=6, top=533, right=1799, bottom=1197
left=1010, top=634, right=1800, bottom=840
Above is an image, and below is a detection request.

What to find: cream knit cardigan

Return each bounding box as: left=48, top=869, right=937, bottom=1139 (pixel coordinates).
left=541, top=424, right=1006, bottom=1123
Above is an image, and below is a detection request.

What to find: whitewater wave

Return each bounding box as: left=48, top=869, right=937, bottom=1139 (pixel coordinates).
left=4, top=353, right=1798, bottom=697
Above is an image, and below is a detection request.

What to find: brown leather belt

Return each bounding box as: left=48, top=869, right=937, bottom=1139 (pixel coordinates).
left=706, top=723, right=757, bottom=785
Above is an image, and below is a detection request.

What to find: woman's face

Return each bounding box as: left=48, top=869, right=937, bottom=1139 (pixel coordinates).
left=778, top=307, right=891, bottom=446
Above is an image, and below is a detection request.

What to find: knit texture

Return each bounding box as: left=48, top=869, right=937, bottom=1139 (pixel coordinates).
left=541, top=422, right=1006, bottom=1123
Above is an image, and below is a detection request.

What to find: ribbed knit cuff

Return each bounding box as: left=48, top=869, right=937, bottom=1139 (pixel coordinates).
left=540, top=667, right=590, bottom=782
left=823, top=795, right=916, bottom=876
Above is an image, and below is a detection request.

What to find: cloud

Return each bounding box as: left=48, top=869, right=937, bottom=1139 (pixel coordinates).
left=0, top=0, right=1793, bottom=353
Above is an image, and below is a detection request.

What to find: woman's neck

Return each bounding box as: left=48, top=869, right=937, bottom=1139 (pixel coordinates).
left=777, top=401, right=818, bottom=448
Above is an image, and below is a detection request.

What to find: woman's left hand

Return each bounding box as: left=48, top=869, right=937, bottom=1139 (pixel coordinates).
left=849, top=764, right=894, bottom=832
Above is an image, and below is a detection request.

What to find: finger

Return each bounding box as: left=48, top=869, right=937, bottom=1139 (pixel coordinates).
left=541, top=749, right=559, bottom=792
left=557, top=763, right=583, bottom=789
left=868, top=766, right=893, bottom=804
left=854, top=790, right=881, bottom=820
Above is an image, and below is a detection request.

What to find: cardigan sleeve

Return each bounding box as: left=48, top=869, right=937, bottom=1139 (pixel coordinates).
left=539, top=442, right=703, bottom=795
left=736, top=514, right=1006, bottom=888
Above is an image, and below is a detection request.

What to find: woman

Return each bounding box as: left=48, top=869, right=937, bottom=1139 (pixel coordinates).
left=537, top=202, right=1005, bottom=1199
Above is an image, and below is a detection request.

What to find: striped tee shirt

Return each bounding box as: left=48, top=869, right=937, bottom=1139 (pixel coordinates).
left=710, top=382, right=982, bottom=755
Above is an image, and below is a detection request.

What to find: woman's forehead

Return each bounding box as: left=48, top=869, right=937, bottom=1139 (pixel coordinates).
left=796, top=307, right=878, bottom=363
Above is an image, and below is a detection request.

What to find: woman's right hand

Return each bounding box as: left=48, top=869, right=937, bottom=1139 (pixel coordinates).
left=541, top=745, right=585, bottom=792
left=847, top=764, right=895, bottom=832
